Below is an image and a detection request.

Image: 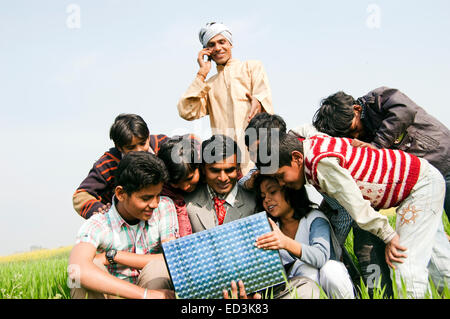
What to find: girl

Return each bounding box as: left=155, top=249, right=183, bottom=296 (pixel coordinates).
left=255, top=175, right=355, bottom=299
left=157, top=135, right=202, bottom=237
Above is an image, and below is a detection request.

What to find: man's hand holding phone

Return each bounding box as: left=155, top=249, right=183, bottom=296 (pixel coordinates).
left=197, top=48, right=212, bottom=81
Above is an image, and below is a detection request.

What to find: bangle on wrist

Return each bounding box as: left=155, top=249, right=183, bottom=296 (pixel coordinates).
left=197, top=72, right=206, bottom=80
left=142, top=288, right=148, bottom=299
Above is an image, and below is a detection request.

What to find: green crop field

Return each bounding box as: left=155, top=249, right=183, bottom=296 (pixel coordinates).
left=0, top=213, right=449, bottom=299
left=0, top=247, right=71, bottom=299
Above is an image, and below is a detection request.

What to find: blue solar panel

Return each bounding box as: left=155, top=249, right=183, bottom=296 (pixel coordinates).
left=162, top=212, right=286, bottom=299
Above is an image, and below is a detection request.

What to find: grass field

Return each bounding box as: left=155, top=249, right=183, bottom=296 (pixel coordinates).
left=0, top=212, right=449, bottom=299
left=0, top=246, right=72, bottom=299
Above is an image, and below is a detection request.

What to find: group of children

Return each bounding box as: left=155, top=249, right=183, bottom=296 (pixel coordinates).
left=69, top=86, right=450, bottom=299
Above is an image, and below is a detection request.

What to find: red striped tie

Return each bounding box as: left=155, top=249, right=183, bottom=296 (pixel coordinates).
left=213, top=197, right=227, bottom=225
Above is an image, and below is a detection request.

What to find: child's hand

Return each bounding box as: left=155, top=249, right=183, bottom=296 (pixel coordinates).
left=255, top=219, right=288, bottom=250
left=94, top=203, right=111, bottom=215
left=351, top=139, right=378, bottom=150
left=223, top=280, right=261, bottom=299
left=243, top=170, right=260, bottom=190
left=385, top=233, right=408, bottom=269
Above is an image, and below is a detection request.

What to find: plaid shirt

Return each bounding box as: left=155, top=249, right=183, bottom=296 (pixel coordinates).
left=321, top=194, right=353, bottom=245
left=75, top=196, right=179, bottom=283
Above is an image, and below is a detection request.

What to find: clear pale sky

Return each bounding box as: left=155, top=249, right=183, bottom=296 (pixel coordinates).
left=0, top=0, right=449, bottom=255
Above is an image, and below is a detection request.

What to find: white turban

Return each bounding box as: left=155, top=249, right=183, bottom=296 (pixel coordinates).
left=198, top=22, right=233, bottom=48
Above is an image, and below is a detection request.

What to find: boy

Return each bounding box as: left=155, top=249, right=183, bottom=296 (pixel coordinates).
left=242, top=113, right=364, bottom=291
left=312, top=87, right=450, bottom=219
left=68, top=151, right=178, bottom=299
left=73, top=113, right=168, bottom=219
left=256, top=131, right=450, bottom=298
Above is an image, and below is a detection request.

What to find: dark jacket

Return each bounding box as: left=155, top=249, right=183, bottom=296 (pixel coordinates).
left=73, top=134, right=168, bottom=219
left=358, top=87, right=450, bottom=176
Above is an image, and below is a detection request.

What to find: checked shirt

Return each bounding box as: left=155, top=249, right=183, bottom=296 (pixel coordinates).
left=75, top=196, right=179, bottom=283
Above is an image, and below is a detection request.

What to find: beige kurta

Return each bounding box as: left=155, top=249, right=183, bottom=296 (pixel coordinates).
left=177, top=58, right=273, bottom=174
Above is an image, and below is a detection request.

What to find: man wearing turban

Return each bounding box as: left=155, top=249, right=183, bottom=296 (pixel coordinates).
left=177, top=22, right=273, bottom=175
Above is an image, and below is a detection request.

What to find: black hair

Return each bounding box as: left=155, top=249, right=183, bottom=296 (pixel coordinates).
left=201, top=134, right=241, bottom=164
left=109, top=114, right=150, bottom=149
left=115, top=151, right=168, bottom=195
left=244, top=113, right=287, bottom=148
left=254, top=175, right=315, bottom=222
left=312, top=91, right=356, bottom=137
left=157, top=135, right=201, bottom=184
left=256, top=132, right=303, bottom=170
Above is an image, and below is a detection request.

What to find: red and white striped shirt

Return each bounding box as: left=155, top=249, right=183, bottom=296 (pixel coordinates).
left=304, top=135, right=421, bottom=210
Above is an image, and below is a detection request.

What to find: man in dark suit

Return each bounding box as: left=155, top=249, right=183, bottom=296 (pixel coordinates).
left=185, top=134, right=258, bottom=232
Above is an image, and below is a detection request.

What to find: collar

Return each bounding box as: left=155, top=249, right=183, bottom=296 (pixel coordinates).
left=108, top=197, right=147, bottom=233
left=216, top=58, right=239, bottom=72
left=356, top=98, right=367, bottom=121
left=206, top=183, right=239, bottom=207
left=355, top=97, right=375, bottom=140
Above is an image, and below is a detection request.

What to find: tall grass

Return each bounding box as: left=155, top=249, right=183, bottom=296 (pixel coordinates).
left=0, top=212, right=448, bottom=299
left=346, top=211, right=450, bottom=299
left=0, top=249, right=71, bottom=299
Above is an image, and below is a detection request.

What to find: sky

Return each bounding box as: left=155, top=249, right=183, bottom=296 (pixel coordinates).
left=0, top=0, right=449, bottom=256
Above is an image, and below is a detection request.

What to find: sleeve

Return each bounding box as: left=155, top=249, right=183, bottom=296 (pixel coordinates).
left=300, top=217, right=331, bottom=269
left=149, top=134, right=169, bottom=154
left=177, top=76, right=211, bottom=121
left=365, top=88, right=417, bottom=149
left=315, top=157, right=396, bottom=243
left=249, top=61, right=273, bottom=114
left=157, top=197, right=180, bottom=242
left=73, top=154, right=117, bottom=219
left=73, top=190, right=105, bottom=219
left=75, top=217, right=109, bottom=249
left=289, top=124, right=322, bottom=139
left=237, top=165, right=258, bottom=189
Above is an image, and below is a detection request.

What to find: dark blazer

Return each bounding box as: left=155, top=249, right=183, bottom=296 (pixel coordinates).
left=358, top=87, right=450, bottom=176
left=184, top=183, right=258, bottom=233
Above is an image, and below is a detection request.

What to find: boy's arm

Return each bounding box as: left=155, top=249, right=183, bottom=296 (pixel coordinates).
left=149, top=134, right=169, bottom=154
left=314, top=157, right=396, bottom=244
left=94, top=251, right=165, bottom=270
left=238, top=166, right=259, bottom=190
left=73, top=152, right=119, bottom=219
left=177, top=76, right=211, bottom=121
left=69, top=243, right=171, bottom=299
left=73, top=189, right=108, bottom=219
left=289, top=123, right=321, bottom=139
left=364, top=88, right=417, bottom=149
left=96, top=198, right=180, bottom=269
